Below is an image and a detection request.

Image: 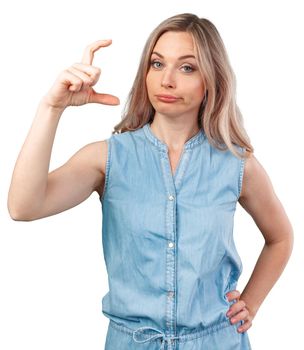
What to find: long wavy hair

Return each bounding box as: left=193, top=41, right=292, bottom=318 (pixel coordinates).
left=112, top=13, right=254, bottom=159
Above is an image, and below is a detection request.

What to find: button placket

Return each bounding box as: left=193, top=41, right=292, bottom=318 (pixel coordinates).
left=142, top=123, right=205, bottom=343
left=158, top=155, right=177, bottom=336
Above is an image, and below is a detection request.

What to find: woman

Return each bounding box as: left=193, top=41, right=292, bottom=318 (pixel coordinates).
left=8, top=13, right=293, bottom=350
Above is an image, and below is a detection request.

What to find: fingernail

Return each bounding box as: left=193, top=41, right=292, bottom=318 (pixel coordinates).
left=226, top=310, right=232, bottom=316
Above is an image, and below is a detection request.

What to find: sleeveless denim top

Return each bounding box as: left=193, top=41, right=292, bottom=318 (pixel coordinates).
left=99, top=121, right=246, bottom=349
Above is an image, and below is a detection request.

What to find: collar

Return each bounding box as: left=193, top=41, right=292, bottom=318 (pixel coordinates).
left=143, top=122, right=205, bottom=152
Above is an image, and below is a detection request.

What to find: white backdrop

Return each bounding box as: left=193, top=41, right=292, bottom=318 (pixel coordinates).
left=1, top=0, right=303, bottom=349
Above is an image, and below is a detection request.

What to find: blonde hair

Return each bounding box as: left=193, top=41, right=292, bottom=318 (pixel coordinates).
left=112, top=13, right=254, bottom=159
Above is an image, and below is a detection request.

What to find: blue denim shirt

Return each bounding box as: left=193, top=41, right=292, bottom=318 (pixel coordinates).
left=99, top=122, right=251, bottom=349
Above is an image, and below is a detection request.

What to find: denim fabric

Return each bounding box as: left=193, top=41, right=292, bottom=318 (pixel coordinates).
left=99, top=122, right=252, bottom=349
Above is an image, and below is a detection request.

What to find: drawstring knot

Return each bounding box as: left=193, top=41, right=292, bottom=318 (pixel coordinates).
left=133, top=326, right=179, bottom=350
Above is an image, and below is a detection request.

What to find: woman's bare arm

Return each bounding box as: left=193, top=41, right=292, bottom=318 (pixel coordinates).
left=224, top=152, right=294, bottom=334
left=236, top=152, right=294, bottom=319
left=7, top=39, right=119, bottom=221
left=7, top=99, right=64, bottom=220
left=35, top=140, right=106, bottom=221
left=7, top=98, right=106, bottom=221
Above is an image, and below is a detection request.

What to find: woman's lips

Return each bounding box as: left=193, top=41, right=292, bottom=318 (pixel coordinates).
left=156, top=95, right=181, bottom=103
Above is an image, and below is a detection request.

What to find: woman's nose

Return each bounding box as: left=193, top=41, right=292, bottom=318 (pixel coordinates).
left=161, top=69, right=176, bottom=88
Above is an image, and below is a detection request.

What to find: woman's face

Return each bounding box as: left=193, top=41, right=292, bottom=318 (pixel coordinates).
left=146, top=31, right=205, bottom=119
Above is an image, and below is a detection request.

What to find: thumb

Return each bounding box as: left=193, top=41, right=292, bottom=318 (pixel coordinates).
left=89, top=89, right=120, bottom=105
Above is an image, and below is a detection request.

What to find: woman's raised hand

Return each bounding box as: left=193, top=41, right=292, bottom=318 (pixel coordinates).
left=43, top=39, right=120, bottom=110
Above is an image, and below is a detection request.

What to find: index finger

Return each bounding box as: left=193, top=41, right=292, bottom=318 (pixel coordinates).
left=226, top=290, right=241, bottom=301
left=81, top=39, right=112, bottom=65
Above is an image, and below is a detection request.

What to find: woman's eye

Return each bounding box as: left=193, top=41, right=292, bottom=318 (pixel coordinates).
left=150, top=60, right=194, bottom=73
left=150, top=60, right=162, bottom=68
left=181, top=65, right=194, bottom=72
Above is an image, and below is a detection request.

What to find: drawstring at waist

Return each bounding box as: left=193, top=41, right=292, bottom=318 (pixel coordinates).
left=133, top=326, right=180, bottom=350
left=109, top=318, right=238, bottom=349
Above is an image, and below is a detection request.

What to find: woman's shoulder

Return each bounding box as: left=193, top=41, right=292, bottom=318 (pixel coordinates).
left=239, top=150, right=266, bottom=200
left=93, top=139, right=109, bottom=177
left=83, top=140, right=108, bottom=197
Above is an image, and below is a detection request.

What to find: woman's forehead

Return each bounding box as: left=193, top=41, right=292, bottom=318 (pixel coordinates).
left=152, top=32, right=195, bottom=58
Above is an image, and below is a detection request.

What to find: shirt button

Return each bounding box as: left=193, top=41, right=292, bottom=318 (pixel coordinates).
left=168, top=242, right=174, bottom=248
left=168, top=195, right=175, bottom=201
left=168, top=291, right=174, bottom=298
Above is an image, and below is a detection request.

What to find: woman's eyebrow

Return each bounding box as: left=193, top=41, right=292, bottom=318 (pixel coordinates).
left=151, top=51, right=196, bottom=60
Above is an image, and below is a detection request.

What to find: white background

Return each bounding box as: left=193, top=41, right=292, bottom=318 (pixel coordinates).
left=1, top=0, right=303, bottom=349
